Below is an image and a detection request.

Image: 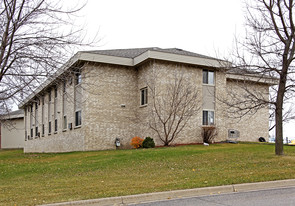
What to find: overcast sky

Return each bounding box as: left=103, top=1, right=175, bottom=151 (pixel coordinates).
left=71, top=0, right=295, bottom=139
left=78, top=0, right=245, bottom=58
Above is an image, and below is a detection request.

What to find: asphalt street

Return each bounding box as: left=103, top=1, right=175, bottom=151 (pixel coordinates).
left=131, top=186, right=295, bottom=206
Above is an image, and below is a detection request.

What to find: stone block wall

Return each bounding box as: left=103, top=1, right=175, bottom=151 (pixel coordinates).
left=24, top=68, right=86, bottom=153
left=1, top=118, right=25, bottom=149
left=214, top=71, right=229, bottom=142
left=82, top=63, right=138, bottom=150
left=223, top=80, right=269, bottom=142
left=136, top=60, right=204, bottom=145
left=23, top=59, right=270, bottom=153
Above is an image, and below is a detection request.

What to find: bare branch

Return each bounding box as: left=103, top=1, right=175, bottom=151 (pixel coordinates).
left=228, top=0, right=295, bottom=155
left=147, top=67, right=200, bottom=146
left=0, top=0, right=98, bottom=115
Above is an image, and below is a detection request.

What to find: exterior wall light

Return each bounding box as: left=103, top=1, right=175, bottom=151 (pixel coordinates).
left=115, top=138, right=121, bottom=147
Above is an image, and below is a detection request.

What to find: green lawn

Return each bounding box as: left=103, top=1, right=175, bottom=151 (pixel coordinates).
left=1, top=143, right=295, bottom=206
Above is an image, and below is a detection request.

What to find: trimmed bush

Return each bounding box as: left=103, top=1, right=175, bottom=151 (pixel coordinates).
left=130, top=136, right=144, bottom=149
left=142, top=137, right=155, bottom=148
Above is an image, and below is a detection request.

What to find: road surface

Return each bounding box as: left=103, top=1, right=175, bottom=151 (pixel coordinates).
left=131, top=186, right=295, bottom=206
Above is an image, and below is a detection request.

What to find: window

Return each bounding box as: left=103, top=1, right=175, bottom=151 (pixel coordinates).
left=63, top=116, right=67, bottom=130
left=74, top=72, right=82, bottom=127
left=30, top=104, right=33, bottom=139
left=48, top=93, right=51, bottom=133
left=203, top=110, right=215, bottom=125
left=63, top=89, right=67, bottom=130
left=24, top=108, right=27, bottom=140
left=63, top=81, right=66, bottom=93
left=35, top=127, right=38, bottom=137
left=48, top=90, right=51, bottom=102
left=35, top=101, right=38, bottom=134
left=75, top=110, right=81, bottom=126
left=75, top=72, right=81, bottom=85
left=54, top=87, right=58, bottom=98
left=54, top=119, right=58, bottom=132
left=48, top=121, right=51, bottom=134
left=42, top=124, right=45, bottom=136
left=41, top=96, right=44, bottom=136
left=140, top=87, right=148, bottom=106
left=54, top=91, right=57, bottom=126
left=203, top=69, right=214, bottom=85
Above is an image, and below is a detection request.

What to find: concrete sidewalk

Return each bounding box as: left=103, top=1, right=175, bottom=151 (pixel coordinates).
left=41, top=179, right=295, bottom=206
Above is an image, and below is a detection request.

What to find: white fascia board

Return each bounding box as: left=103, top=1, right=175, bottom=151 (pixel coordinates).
left=226, top=73, right=279, bottom=85
left=79, top=52, right=133, bottom=66
left=1, top=113, right=24, bottom=120
left=134, top=50, right=226, bottom=68
left=133, top=50, right=151, bottom=65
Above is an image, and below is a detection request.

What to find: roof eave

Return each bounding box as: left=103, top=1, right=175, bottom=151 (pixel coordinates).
left=134, top=50, right=229, bottom=68
left=1, top=114, right=24, bottom=120
left=226, top=73, right=279, bottom=85
left=18, top=49, right=230, bottom=108
left=18, top=52, right=83, bottom=108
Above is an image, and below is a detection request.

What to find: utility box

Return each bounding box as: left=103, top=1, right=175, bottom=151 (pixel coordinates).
left=228, top=129, right=240, bottom=139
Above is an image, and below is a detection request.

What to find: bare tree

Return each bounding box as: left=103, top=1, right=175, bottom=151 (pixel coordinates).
left=0, top=0, right=94, bottom=115
left=201, top=125, right=218, bottom=144
left=148, top=69, right=200, bottom=146
left=227, top=0, right=295, bottom=155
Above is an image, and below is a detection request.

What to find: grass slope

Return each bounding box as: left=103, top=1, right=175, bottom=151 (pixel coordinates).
left=1, top=143, right=295, bottom=205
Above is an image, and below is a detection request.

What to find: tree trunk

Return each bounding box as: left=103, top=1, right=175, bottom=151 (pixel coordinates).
left=275, top=104, right=284, bottom=155
left=275, top=77, right=286, bottom=155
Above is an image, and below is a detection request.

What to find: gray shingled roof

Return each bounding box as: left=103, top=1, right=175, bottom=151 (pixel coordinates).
left=86, top=47, right=217, bottom=60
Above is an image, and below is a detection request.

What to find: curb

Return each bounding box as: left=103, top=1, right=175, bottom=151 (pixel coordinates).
left=41, top=179, right=295, bottom=206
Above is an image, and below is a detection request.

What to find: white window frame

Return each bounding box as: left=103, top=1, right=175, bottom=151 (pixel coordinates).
left=75, top=110, right=82, bottom=127
left=202, top=110, right=215, bottom=125
left=74, top=71, right=82, bottom=128
left=203, top=69, right=215, bottom=85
